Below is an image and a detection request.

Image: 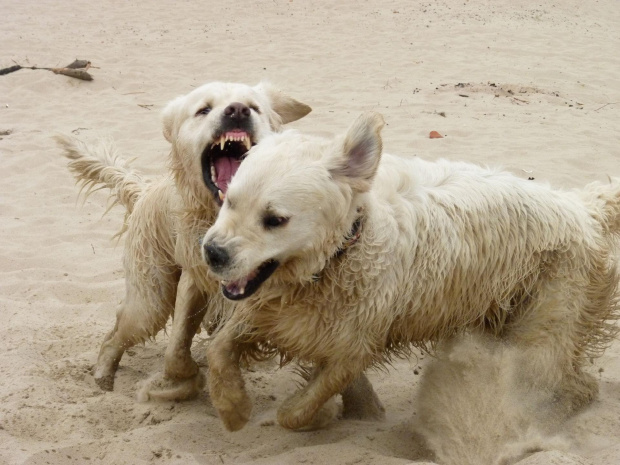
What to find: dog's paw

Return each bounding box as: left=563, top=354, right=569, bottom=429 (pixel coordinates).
left=277, top=392, right=328, bottom=431
left=92, top=366, right=115, bottom=391
left=294, top=396, right=340, bottom=431
left=217, top=402, right=252, bottom=432
left=213, top=390, right=253, bottom=432
left=136, top=370, right=206, bottom=402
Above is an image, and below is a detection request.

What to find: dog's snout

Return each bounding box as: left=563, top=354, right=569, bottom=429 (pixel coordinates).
left=224, top=102, right=251, bottom=121
left=204, top=241, right=231, bottom=271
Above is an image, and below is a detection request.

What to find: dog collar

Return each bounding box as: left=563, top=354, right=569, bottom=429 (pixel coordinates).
left=334, top=214, right=363, bottom=259
left=312, top=208, right=364, bottom=282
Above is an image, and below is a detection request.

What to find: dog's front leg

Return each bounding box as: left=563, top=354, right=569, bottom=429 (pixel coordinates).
left=278, top=360, right=365, bottom=430
left=206, top=317, right=252, bottom=432
left=137, top=271, right=208, bottom=401
left=164, top=271, right=209, bottom=379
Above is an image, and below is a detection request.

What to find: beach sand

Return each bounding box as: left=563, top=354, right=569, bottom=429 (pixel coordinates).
left=1, top=1, right=619, bottom=463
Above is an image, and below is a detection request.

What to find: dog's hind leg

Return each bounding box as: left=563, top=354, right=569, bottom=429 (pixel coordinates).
left=93, top=266, right=181, bottom=391
left=137, top=271, right=209, bottom=401
left=505, top=268, right=614, bottom=412
left=341, top=372, right=386, bottom=421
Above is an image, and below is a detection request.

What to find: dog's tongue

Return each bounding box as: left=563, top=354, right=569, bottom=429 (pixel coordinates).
left=214, top=157, right=242, bottom=194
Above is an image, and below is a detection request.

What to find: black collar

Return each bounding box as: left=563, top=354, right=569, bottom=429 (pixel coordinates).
left=333, top=215, right=363, bottom=260
left=312, top=209, right=364, bottom=281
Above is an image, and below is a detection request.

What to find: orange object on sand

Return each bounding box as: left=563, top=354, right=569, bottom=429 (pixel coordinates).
left=429, top=131, right=443, bottom=139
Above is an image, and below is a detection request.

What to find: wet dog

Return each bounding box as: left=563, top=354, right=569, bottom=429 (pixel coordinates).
left=58, top=81, right=312, bottom=399
left=203, top=112, right=620, bottom=431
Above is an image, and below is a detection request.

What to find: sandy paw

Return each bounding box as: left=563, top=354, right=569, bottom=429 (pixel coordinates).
left=92, top=366, right=115, bottom=391
left=213, top=388, right=253, bottom=431
left=136, top=370, right=206, bottom=402
left=277, top=393, right=338, bottom=431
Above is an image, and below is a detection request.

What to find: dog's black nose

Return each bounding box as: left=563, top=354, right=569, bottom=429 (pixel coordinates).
left=204, top=242, right=230, bottom=271
left=224, top=102, right=251, bottom=122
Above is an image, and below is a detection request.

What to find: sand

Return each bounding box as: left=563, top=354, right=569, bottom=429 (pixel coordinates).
left=1, top=0, right=619, bottom=464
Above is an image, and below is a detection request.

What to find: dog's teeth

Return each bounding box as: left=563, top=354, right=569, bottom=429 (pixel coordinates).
left=218, top=190, right=225, bottom=201
left=221, top=280, right=227, bottom=285
left=220, top=138, right=226, bottom=151
left=210, top=165, right=216, bottom=178
left=238, top=286, right=245, bottom=295
left=243, top=136, right=251, bottom=151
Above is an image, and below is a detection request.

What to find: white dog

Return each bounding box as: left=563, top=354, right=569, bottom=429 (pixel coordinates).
left=58, top=84, right=384, bottom=422
left=203, top=112, right=620, bottom=431
left=57, top=81, right=311, bottom=399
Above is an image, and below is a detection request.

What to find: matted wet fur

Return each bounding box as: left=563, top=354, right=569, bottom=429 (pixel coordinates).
left=57, top=81, right=312, bottom=399
left=57, top=82, right=384, bottom=426
left=203, top=112, right=620, bottom=432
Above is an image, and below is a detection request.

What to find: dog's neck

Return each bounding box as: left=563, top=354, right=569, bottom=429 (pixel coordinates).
left=170, top=154, right=218, bottom=219
left=312, top=208, right=364, bottom=281
left=334, top=210, right=364, bottom=259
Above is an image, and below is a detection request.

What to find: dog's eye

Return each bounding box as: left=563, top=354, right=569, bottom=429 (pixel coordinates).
left=196, top=106, right=212, bottom=116
left=250, top=105, right=261, bottom=114
left=263, top=215, right=289, bottom=229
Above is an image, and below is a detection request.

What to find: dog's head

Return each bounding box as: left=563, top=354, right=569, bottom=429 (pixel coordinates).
left=202, top=112, right=385, bottom=300
left=162, top=81, right=311, bottom=206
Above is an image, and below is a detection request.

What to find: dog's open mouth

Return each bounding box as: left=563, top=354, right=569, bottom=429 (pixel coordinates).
left=220, top=259, right=279, bottom=301
left=202, top=130, right=255, bottom=204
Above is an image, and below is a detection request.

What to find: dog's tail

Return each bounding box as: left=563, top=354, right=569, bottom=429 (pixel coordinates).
left=56, top=134, right=146, bottom=214
left=583, top=177, right=620, bottom=235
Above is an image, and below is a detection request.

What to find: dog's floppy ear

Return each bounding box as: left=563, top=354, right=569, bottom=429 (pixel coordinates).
left=161, top=96, right=185, bottom=143
left=255, top=82, right=312, bottom=125
left=329, top=112, right=385, bottom=193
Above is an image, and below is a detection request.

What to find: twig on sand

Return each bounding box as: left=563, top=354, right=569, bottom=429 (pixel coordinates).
left=0, top=65, right=22, bottom=76
left=594, top=102, right=617, bottom=112
left=0, top=59, right=94, bottom=81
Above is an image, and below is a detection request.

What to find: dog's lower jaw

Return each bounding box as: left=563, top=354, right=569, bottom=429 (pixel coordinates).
left=219, top=259, right=280, bottom=301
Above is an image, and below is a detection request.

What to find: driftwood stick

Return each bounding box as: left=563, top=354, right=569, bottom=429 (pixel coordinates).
left=0, top=65, right=22, bottom=76
left=0, top=59, right=94, bottom=81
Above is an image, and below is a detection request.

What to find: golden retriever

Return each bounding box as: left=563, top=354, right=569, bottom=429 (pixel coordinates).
left=203, top=112, right=620, bottom=431
left=57, top=81, right=311, bottom=399
left=57, top=83, right=385, bottom=424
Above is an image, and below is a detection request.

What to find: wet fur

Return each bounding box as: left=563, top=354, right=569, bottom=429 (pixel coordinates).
left=205, top=112, right=620, bottom=432
left=57, top=81, right=313, bottom=398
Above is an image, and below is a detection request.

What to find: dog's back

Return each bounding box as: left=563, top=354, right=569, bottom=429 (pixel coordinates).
left=370, top=154, right=618, bottom=341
